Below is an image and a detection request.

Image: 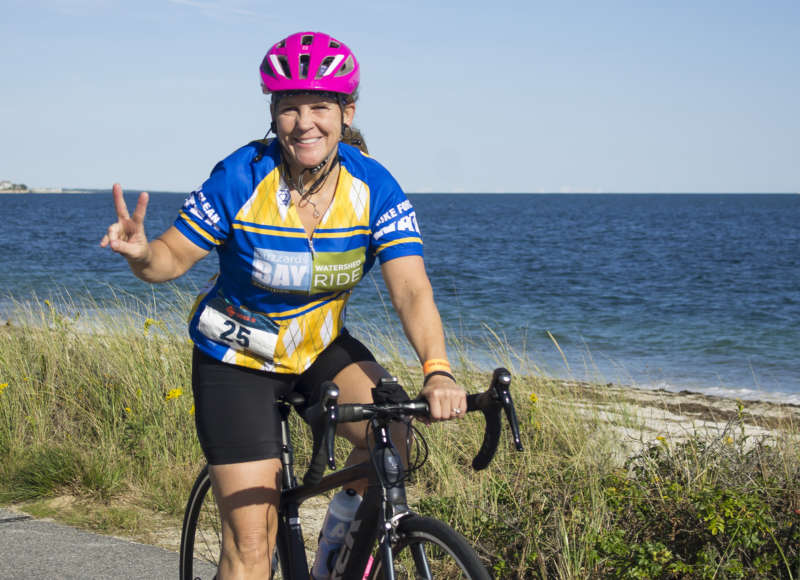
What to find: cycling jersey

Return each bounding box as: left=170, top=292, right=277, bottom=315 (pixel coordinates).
left=174, top=140, right=423, bottom=374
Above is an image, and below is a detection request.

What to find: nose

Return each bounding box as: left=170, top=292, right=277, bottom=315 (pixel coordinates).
left=295, top=106, right=315, bottom=131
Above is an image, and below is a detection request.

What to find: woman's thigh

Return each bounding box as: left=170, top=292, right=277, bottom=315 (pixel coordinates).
left=192, top=348, right=292, bottom=464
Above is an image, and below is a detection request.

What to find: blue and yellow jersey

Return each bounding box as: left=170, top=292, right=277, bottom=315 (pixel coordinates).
left=174, top=140, right=423, bottom=373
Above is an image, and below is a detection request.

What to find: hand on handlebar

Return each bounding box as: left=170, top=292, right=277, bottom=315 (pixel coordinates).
left=301, top=369, right=523, bottom=485
left=99, top=183, right=151, bottom=262
left=420, top=374, right=467, bottom=422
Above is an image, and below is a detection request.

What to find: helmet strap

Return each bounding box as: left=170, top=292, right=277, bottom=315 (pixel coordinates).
left=281, top=149, right=339, bottom=200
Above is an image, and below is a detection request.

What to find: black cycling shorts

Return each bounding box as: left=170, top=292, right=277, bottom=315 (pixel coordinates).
left=191, top=329, right=410, bottom=465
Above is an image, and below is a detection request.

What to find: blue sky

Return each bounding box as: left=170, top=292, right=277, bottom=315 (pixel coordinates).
left=1, top=0, right=798, bottom=193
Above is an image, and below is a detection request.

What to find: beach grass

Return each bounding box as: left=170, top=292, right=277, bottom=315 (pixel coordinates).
left=1, top=291, right=799, bottom=578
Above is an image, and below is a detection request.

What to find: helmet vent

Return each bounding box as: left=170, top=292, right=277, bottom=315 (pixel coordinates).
left=260, top=57, right=275, bottom=77
left=329, top=40, right=340, bottom=48
left=277, top=40, right=286, bottom=48
left=299, top=54, right=310, bottom=78
left=301, top=35, right=313, bottom=46
left=318, top=56, right=334, bottom=78
left=276, top=55, right=291, bottom=78
left=335, top=55, right=355, bottom=77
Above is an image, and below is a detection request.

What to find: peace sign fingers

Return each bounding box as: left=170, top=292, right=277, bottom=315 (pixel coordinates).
left=100, top=183, right=150, bottom=261
left=112, top=182, right=131, bottom=220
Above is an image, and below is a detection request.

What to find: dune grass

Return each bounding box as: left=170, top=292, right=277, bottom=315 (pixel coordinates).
left=1, top=290, right=798, bottom=578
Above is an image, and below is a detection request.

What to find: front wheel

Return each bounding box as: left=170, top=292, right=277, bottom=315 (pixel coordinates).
left=367, top=515, right=491, bottom=580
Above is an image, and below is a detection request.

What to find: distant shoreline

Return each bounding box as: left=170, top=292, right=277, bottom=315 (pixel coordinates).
left=0, top=189, right=100, bottom=194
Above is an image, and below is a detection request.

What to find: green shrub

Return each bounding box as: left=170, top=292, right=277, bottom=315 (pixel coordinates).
left=593, top=434, right=800, bottom=579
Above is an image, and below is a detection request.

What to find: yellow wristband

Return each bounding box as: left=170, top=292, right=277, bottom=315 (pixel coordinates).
left=423, top=359, right=451, bottom=375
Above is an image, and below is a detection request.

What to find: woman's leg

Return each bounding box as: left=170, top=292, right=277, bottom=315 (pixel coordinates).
left=192, top=349, right=292, bottom=578
left=209, top=458, right=282, bottom=580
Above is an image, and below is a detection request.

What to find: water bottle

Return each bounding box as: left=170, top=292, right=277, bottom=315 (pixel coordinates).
left=310, top=488, right=362, bottom=580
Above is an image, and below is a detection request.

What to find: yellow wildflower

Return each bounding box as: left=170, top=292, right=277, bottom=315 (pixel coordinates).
left=0, top=383, right=8, bottom=395
left=656, top=436, right=666, bottom=443
left=165, top=388, right=183, bottom=401
left=124, top=406, right=132, bottom=415
left=189, top=404, right=195, bottom=416
left=529, top=392, right=538, bottom=404
left=725, top=436, right=734, bottom=445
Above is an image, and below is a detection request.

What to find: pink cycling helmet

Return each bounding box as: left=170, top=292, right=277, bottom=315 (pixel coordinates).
left=260, top=31, right=359, bottom=96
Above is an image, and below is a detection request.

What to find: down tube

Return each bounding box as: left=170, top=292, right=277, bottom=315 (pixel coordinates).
left=276, top=501, right=310, bottom=579
left=330, top=485, right=382, bottom=579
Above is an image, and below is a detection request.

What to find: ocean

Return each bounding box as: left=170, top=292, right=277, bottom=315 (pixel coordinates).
left=1, top=192, right=798, bottom=403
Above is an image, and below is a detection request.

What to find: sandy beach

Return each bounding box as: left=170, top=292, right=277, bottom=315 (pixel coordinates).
left=558, top=379, right=800, bottom=456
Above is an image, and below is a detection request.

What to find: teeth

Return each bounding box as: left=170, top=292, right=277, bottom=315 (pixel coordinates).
left=298, top=138, right=321, bottom=144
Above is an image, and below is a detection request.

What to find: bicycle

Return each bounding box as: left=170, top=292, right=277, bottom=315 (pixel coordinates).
left=180, top=367, right=523, bottom=579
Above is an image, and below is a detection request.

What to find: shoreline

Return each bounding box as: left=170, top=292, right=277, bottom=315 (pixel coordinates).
left=557, top=378, right=800, bottom=453
left=0, top=190, right=95, bottom=194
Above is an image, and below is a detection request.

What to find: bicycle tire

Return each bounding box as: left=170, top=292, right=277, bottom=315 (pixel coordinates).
left=366, top=515, right=491, bottom=580
left=180, top=466, right=283, bottom=579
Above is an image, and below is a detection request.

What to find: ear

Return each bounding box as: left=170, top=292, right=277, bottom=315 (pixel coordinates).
left=342, top=101, right=356, bottom=127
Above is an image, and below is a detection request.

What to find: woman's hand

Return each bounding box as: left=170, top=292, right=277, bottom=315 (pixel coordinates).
left=99, top=183, right=151, bottom=263
left=420, top=374, right=468, bottom=421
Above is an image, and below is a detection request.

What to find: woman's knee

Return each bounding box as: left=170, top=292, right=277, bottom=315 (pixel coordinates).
left=333, top=361, right=387, bottom=444
left=209, top=459, right=281, bottom=567
left=227, top=526, right=270, bottom=565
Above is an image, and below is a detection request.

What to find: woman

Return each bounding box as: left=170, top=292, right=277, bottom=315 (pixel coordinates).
left=100, top=31, right=465, bottom=579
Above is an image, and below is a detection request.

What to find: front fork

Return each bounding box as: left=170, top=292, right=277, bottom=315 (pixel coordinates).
left=332, top=419, right=412, bottom=579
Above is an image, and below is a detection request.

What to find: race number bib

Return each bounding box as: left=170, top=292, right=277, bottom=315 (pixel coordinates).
left=197, top=294, right=279, bottom=361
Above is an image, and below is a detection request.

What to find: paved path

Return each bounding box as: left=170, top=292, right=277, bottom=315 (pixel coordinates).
left=0, top=507, right=217, bottom=579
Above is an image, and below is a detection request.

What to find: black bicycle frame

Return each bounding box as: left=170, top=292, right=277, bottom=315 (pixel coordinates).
left=273, top=401, right=412, bottom=580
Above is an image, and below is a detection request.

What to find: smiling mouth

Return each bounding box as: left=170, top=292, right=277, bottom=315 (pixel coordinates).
left=295, top=137, right=322, bottom=145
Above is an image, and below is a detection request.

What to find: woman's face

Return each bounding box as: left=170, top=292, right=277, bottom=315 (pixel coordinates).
left=272, top=93, right=355, bottom=171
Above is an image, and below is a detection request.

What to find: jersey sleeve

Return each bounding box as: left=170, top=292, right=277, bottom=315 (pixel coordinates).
left=174, top=162, right=232, bottom=250
left=369, top=172, right=424, bottom=263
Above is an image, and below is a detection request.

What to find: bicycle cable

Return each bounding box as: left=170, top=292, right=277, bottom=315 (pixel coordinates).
left=363, top=415, right=429, bottom=488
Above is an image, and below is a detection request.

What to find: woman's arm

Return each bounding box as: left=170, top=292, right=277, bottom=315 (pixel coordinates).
left=381, top=255, right=466, bottom=420
left=100, top=183, right=209, bottom=282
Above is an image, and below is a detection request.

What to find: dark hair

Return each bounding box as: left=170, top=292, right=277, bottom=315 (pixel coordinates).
left=270, top=89, right=358, bottom=107
left=342, top=125, right=368, bottom=153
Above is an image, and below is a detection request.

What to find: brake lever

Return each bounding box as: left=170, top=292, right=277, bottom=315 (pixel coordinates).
left=324, top=390, right=338, bottom=470
left=302, top=381, right=339, bottom=486
left=494, top=369, right=523, bottom=451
